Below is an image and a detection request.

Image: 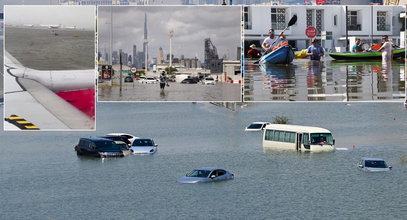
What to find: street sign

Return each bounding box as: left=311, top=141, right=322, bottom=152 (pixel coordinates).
left=305, top=26, right=317, bottom=38
left=131, top=66, right=137, bottom=73
left=101, top=65, right=112, bottom=80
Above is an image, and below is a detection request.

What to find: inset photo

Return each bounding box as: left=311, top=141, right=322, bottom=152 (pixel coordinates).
left=243, top=5, right=406, bottom=101
left=4, top=6, right=96, bottom=130
left=97, top=6, right=242, bottom=102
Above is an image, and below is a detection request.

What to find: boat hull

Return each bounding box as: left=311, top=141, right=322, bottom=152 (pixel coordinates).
left=259, top=45, right=295, bottom=64
left=329, top=48, right=405, bottom=60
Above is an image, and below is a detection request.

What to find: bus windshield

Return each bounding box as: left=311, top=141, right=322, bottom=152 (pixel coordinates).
left=310, top=133, right=334, bottom=145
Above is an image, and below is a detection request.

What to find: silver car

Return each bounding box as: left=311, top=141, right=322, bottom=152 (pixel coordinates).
left=358, top=157, right=392, bottom=172
left=177, top=168, right=234, bottom=183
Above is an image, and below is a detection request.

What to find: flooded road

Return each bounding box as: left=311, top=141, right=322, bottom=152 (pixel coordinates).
left=1, top=102, right=407, bottom=219
left=98, top=81, right=241, bottom=101
left=244, top=58, right=405, bottom=101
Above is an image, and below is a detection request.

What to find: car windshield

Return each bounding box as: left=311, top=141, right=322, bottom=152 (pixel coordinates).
left=205, top=78, right=214, bottom=81
left=186, top=170, right=211, bottom=178
left=133, top=139, right=153, bottom=146
left=365, top=160, right=388, bottom=168
left=95, top=141, right=120, bottom=151
left=147, top=77, right=155, bottom=80
left=310, top=133, right=334, bottom=145
left=247, top=123, right=263, bottom=129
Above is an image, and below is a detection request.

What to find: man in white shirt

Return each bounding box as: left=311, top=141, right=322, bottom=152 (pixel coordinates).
left=378, top=35, right=393, bottom=63
left=262, top=29, right=285, bottom=53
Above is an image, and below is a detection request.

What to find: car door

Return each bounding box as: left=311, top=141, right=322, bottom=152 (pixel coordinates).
left=211, top=170, right=227, bottom=181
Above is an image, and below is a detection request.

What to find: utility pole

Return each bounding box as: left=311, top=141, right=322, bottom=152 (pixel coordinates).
left=169, top=29, right=174, bottom=75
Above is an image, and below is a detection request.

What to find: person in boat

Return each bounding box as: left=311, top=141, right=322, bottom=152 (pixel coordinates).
left=247, top=44, right=261, bottom=58
left=351, top=38, right=364, bottom=53
left=306, top=39, right=324, bottom=61
left=262, top=29, right=286, bottom=53
left=378, top=35, right=393, bottom=63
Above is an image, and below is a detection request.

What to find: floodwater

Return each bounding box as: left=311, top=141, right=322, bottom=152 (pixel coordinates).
left=5, top=27, right=94, bottom=70
left=1, top=102, right=406, bottom=219
left=98, top=82, right=242, bottom=101
left=0, top=38, right=3, bottom=102
left=244, top=58, right=406, bottom=101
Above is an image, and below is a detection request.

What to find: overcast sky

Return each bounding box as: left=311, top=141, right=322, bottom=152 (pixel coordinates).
left=98, top=6, right=241, bottom=61
left=4, top=6, right=95, bottom=30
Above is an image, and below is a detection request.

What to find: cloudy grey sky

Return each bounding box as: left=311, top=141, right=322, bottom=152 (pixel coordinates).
left=4, top=6, right=95, bottom=30
left=98, top=6, right=241, bottom=61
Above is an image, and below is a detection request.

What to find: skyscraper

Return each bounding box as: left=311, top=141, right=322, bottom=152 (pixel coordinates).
left=157, top=47, right=164, bottom=64
left=142, top=13, right=148, bottom=68
left=133, top=44, right=137, bottom=66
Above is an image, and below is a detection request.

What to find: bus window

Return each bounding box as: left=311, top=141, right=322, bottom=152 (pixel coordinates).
left=302, top=133, right=310, bottom=145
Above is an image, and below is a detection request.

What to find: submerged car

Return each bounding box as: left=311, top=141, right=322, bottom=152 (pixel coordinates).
left=358, top=157, right=392, bottom=172
left=202, top=77, right=216, bottom=85
left=107, top=133, right=139, bottom=146
left=74, top=138, right=124, bottom=158
left=130, top=138, right=157, bottom=154
left=98, top=135, right=132, bottom=146
left=181, top=78, right=199, bottom=84
left=245, top=122, right=271, bottom=131
left=141, top=77, right=158, bottom=84
left=177, top=168, right=234, bottom=183
left=114, top=141, right=131, bottom=156
left=124, top=76, right=133, bottom=83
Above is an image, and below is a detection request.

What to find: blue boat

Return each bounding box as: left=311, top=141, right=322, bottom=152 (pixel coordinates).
left=259, top=45, right=295, bottom=64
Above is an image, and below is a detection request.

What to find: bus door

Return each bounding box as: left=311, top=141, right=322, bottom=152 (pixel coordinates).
left=296, top=133, right=302, bottom=151
left=302, top=133, right=311, bottom=150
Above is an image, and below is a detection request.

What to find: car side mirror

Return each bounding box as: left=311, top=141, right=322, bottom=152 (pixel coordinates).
left=389, top=166, right=392, bottom=170
left=333, top=139, right=335, bottom=145
left=210, top=175, right=216, bottom=179
left=358, top=164, right=364, bottom=168
left=155, top=144, right=158, bottom=147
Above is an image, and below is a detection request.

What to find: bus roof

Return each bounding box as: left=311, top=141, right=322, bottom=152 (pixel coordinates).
left=264, top=124, right=331, bottom=133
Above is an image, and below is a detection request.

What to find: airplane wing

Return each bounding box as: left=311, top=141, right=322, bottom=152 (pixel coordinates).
left=4, top=51, right=95, bottom=130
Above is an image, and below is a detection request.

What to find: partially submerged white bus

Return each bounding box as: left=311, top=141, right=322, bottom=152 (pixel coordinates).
left=262, top=124, right=335, bottom=152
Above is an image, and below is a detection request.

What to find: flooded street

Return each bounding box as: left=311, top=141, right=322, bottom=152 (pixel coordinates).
left=98, top=82, right=241, bottom=101
left=1, top=102, right=407, bottom=219
left=244, top=58, right=405, bottom=101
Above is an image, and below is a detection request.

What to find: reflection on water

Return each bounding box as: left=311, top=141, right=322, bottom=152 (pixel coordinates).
left=244, top=59, right=405, bottom=101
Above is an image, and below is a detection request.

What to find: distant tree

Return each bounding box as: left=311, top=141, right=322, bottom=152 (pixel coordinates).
left=273, top=116, right=290, bottom=124
left=165, top=67, right=178, bottom=74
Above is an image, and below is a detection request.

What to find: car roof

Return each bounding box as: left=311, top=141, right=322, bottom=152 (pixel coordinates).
left=251, top=122, right=270, bottom=124
left=361, top=157, right=385, bottom=161
left=194, top=168, right=226, bottom=171
left=114, top=141, right=126, bottom=144
left=107, top=133, right=136, bottom=137
left=80, top=137, right=114, bottom=142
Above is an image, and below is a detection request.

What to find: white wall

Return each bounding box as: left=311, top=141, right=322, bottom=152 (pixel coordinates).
left=244, top=5, right=406, bottom=51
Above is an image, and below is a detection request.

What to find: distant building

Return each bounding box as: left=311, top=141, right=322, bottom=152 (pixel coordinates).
left=204, top=38, right=223, bottom=73
left=112, top=51, right=119, bottom=65
left=132, top=45, right=137, bottom=66
left=157, top=47, right=164, bottom=64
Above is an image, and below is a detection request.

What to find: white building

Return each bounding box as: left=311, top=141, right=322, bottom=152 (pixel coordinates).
left=244, top=5, right=405, bottom=53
